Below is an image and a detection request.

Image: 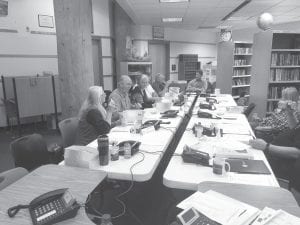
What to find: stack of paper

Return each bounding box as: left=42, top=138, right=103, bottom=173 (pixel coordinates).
left=177, top=191, right=300, bottom=225
left=177, top=190, right=260, bottom=225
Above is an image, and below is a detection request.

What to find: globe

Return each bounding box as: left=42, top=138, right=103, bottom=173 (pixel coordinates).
left=257, top=13, right=273, bottom=30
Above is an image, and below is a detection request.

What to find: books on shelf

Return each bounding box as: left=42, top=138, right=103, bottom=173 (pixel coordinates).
left=270, top=68, right=300, bottom=81
left=233, top=69, right=247, bottom=76
left=271, top=53, right=300, bottom=66
left=234, top=47, right=252, bottom=54
left=232, top=77, right=250, bottom=86
left=234, top=59, right=249, bottom=66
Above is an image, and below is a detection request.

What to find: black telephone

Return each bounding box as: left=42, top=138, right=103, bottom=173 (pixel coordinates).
left=161, top=110, right=179, bottom=118
left=199, top=103, right=216, bottom=111
left=142, top=120, right=171, bottom=130
left=118, top=140, right=141, bottom=156
left=181, top=145, right=210, bottom=166
left=8, top=188, right=80, bottom=225
left=197, top=111, right=221, bottom=119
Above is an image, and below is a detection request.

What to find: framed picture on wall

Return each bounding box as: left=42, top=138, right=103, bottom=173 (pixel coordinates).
left=0, top=0, right=8, bottom=16
left=38, top=14, right=54, bottom=28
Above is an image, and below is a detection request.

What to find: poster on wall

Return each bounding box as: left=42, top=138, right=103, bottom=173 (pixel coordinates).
left=0, top=0, right=8, bottom=16
left=38, top=14, right=54, bottom=28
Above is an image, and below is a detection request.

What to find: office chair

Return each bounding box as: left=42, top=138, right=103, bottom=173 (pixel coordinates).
left=0, top=167, right=28, bottom=191
left=10, top=134, right=51, bottom=171
left=58, top=117, right=79, bottom=148
left=243, top=102, right=256, bottom=118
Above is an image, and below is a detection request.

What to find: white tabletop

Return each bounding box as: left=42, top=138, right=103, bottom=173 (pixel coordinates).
left=163, top=95, right=279, bottom=191
left=61, top=95, right=196, bottom=182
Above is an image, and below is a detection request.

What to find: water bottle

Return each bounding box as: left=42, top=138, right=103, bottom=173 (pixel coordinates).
left=98, top=135, right=109, bottom=166
left=111, top=143, right=119, bottom=161
left=135, top=111, right=143, bottom=133
left=124, top=142, right=131, bottom=159
left=100, top=214, right=113, bottom=225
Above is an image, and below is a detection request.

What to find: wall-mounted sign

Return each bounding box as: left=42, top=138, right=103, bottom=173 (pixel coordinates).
left=0, top=0, right=8, bottom=16
left=38, top=14, right=54, bottom=28
left=153, top=26, right=164, bottom=40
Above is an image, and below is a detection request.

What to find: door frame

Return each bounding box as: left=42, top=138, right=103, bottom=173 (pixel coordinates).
left=148, top=40, right=170, bottom=81
left=91, top=37, right=104, bottom=86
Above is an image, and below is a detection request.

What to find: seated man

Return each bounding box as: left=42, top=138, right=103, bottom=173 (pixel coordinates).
left=130, top=74, right=159, bottom=108
left=249, top=102, right=300, bottom=180
left=186, top=70, right=207, bottom=93
left=152, top=73, right=171, bottom=97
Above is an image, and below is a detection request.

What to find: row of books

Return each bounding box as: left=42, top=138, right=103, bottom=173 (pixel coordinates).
left=270, top=68, right=300, bottom=81
left=234, top=47, right=252, bottom=54
left=232, top=77, right=250, bottom=86
left=234, top=59, right=249, bottom=66
left=233, top=69, right=248, bottom=76
left=267, top=101, right=278, bottom=113
left=271, top=53, right=300, bottom=66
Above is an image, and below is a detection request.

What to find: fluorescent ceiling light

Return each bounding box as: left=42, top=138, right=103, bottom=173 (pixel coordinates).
left=222, top=0, right=252, bottom=21
left=160, top=0, right=189, bottom=3
left=162, top=17, right=183, bottom=22
left=227, top=16, right=250, bottom=21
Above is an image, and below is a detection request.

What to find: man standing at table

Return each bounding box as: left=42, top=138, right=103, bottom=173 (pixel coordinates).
left=186, top=70, right=207, bottom=93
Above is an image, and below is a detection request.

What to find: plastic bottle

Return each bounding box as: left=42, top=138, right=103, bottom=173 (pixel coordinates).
left=100, top=214, right=113, bottom=225
left=111, top=143, right=119, bottom=161
left=135, top=111, right=143, bottom=133
left=98, top=135, right=109, bottom=166
left=124, top=142, right=131, bottom=159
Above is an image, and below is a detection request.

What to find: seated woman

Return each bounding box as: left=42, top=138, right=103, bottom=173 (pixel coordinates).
left=130, top=74, right=159, bottom=108
left=253, top=87, right=300, bottom=134
left=237, top=91, right=248, bottom=106
left=75, top=86, right=116, bottom=146
left=249, top=102, right=300, bottom=180
left=152, top=73, right=171, bottom=97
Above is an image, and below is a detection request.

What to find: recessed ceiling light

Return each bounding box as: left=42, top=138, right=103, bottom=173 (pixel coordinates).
left=162, top=17, right=183, bottom=22
left=160, top=0, right=189, bottom=3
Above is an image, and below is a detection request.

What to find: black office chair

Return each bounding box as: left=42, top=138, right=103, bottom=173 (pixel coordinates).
left=10, top=133, right=51, bottom=171
left=243, top=102, right=256, bottom=118
left=289, top=157, right=300, bottom=192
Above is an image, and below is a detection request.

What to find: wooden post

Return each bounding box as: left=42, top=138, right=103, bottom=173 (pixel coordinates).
left=53, top=0, right=94, bottom=118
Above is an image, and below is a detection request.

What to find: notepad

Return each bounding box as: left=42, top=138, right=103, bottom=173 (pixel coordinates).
left=226, top=159, right=271, bottom=174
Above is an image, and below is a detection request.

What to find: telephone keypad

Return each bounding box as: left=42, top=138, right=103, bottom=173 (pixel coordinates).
left=33, top=199, right=66, bottom=224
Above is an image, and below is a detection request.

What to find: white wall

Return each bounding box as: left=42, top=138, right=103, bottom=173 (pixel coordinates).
left=132, top=25, right=217, bottom=80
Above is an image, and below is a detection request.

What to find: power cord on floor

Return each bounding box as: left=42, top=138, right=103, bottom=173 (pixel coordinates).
left=86, top=152, right=146, bottom=220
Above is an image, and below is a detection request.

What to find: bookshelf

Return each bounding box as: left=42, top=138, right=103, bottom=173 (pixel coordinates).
left=250, top=31, right=300, bottom=117
left=178, top=54, right=200, bottom=82
left=217, top=41, right=252, bottom=100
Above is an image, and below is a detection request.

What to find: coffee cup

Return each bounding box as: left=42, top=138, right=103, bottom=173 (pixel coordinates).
left=213, top=157, right=230, bottom=175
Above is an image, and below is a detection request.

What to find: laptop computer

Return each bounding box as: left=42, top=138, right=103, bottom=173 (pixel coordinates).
left=225, top=159, right=271, bottom=174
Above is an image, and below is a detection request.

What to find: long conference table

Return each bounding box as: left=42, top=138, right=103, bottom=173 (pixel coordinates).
left=163, top=95, right=279, bottom=190
left=62, top=94, right=198, bottom=182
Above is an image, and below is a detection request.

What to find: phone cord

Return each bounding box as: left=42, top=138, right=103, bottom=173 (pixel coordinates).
left=7, top=204, right=29, bottom=217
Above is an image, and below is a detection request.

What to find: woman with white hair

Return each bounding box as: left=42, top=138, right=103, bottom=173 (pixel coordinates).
left=75, top=86, right=116, bottom=145
left=254, top=87, right=300, bottom=133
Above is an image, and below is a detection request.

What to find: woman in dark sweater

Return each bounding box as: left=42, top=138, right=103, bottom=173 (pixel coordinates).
left=76, top=86, right=115, bottom=145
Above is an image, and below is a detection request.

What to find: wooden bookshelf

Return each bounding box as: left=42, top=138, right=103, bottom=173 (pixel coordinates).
left=250, top=31, right=300, bottom=117
left=217, top=41, right=252, bottom=101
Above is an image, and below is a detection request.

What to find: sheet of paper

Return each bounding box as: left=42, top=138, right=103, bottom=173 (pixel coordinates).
left=265, top=210, right=300, bottom=225
left=252, top=207, right=280, bottom=225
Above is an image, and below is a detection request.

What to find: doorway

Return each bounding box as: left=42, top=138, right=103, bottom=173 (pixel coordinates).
left=92, top=39, right=103, bottom=86
left=149, top=41, right=170, bottom=81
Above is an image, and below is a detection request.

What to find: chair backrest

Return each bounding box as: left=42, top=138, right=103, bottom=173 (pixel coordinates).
left=58, top=117, right=79, bottom=148
left=168, top=82, right=187, bottom=93
left=10, top=134, right=50, bottom=171
left=243, top=103, right=256, bottom=118
left=0, top=167, right=28, bottom=191
left=290, top=157, right=300, bottom=192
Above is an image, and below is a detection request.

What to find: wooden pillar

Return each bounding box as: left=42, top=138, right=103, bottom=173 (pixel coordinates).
left=53, top=0, right=94, bottom=118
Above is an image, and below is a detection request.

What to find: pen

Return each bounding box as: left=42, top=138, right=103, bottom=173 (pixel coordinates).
left=238, top=209, right=247, bottom=217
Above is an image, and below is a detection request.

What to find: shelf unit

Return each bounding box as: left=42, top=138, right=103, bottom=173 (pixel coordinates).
left=250, top=31, right=300, bottom=117
left=120, top=61, right=152, bottom=84
left=178, top=54, right=200, bottom=82
left=216, top=41, right=252, bottom=102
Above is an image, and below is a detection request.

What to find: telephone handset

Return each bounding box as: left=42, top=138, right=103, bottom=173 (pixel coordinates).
left=8, top=188, right=80, bottom=225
